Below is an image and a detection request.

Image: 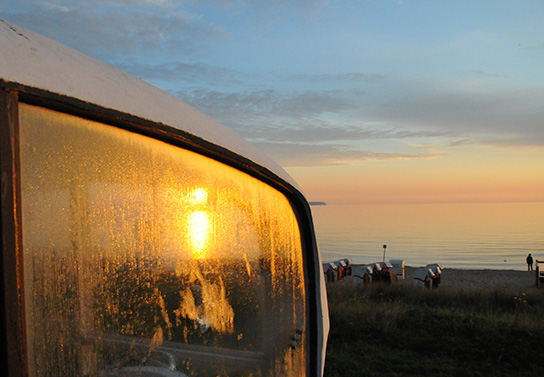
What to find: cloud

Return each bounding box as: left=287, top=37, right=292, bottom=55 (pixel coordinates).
left=119, top=62, right=247, bottom=87
left=154, top=62, right=544, bottom=151
left=126, top=59, right=384, bottom=90
left=21, top=0, right=198, bottom=9
left=42, top=2, right=70, bottom=11
left=446, top=138, right=473, bottom=147
left=473, top=70, right=507, bottom=78
left=172, top=86, right=457, bottom=167
left=253, top=141, right=438, bottom=167
left=289, top=72, right=386, bottom=84
left=174, top=75, right=544, bottom=162
left=172, top=85, right=460, bottom=141
left=237, top=121, right=455, bottom=143
left=41, top=0, right=171, bottom=6
left=364, top=84, right=544, bottom=147
left=224, top=0, right=331, bottom=14
left=96, top=0, right=172, bottom=5
left=3, top=3, right=227, bottom=63
left=178, top=88, right=353, bottom=121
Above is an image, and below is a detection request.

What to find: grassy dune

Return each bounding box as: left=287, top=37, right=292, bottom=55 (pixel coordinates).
left=324, top=282, right=544, bottom=377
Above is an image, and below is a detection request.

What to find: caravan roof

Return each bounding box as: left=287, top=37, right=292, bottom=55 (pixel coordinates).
left=0, top=19, right=297, bottom=190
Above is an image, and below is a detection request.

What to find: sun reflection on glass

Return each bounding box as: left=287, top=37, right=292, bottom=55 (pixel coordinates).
left=189, top=187, right=208, bottom=205
left=188, top=210, right=210, bottom=259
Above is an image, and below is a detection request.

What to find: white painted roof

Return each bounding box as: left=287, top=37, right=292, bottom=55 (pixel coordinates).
left=0, top=19, right=297, bottom=188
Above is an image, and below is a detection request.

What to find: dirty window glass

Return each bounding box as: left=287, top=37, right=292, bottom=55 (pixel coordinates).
left=19, top=104, right=307, bottom=377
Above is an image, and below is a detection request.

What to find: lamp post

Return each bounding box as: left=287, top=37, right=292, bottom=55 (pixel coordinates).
left=382, top=244, right=387, bottom=263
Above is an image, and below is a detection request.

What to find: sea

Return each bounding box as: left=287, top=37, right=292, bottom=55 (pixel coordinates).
left=310, top=202, right=544, bottom=271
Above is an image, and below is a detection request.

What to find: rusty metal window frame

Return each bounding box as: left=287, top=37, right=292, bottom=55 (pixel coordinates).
left=1, top=87, right=28, bottom=377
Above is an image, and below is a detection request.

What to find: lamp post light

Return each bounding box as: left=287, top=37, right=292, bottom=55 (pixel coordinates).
left=383, top=244, right=387, bottom=263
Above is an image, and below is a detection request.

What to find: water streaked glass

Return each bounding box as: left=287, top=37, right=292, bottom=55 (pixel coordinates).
left=19, top=104, right=306, bottom=376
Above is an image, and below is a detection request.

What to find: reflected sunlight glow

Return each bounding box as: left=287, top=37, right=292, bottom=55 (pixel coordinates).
left=188, top=210, right=210, bottom=259
left=20, top=103, right=308, bottom=377
left=189, top=187, right=208, bottom=205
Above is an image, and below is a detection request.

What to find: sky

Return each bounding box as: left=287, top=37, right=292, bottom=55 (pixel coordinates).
left=3, top=0, right=544, bottom=204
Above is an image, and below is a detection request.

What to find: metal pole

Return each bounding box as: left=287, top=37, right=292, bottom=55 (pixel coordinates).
left=382, top=244, right=387, bottom=263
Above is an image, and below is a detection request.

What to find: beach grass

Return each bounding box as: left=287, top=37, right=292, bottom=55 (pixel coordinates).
left=324, top=282, right=544, bottom=377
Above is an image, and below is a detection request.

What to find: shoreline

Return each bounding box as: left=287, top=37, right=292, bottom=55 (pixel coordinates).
left=346, top=264, right=539, bottom=291
left=405, top=266, right=537, bottom=291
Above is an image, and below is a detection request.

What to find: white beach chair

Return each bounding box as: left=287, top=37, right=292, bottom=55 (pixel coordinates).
left=390, top=259, right=405, bottom=280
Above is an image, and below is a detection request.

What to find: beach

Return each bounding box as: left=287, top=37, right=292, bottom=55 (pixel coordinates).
left=405, top=266, right=537, bottom=291
left=343, top=265, right=540, bottom=291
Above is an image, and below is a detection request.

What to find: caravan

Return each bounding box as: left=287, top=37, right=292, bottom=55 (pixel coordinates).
left=0, top=20, right=328, bottom=377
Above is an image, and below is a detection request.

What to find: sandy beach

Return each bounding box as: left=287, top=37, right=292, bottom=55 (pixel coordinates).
left=404, top=266, right=538, bottom=291
left=344, top=264, right=540, bottom=291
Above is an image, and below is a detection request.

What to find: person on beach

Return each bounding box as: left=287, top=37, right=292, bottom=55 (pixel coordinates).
left=526, top=253, right=534, bottom=271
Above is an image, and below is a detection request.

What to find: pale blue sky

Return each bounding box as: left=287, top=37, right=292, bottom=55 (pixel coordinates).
left=3, top=0, right=544, bottom=203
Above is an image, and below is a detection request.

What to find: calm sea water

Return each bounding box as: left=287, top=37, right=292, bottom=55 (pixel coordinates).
left=310, top=202, right=544, bottom=270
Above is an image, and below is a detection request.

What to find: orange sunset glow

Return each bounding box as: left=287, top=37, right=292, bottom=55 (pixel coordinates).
left=289, top=143, right=544, bottom=204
